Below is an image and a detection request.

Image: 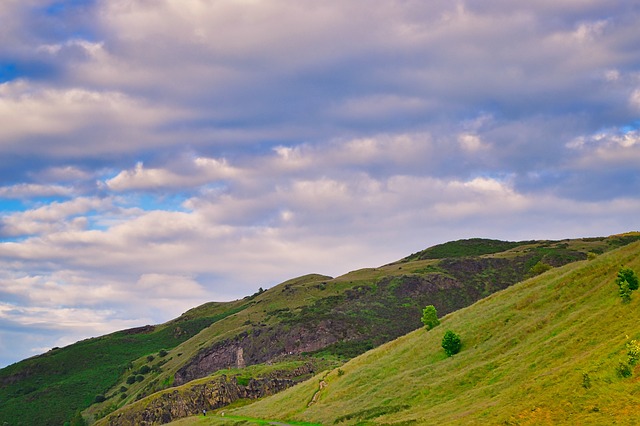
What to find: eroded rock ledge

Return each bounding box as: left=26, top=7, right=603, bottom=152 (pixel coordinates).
left=102, top=375, right=294, bottom=426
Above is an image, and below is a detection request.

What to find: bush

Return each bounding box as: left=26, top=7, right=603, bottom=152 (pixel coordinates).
left=159, top=349, right=168, bottom=357
left=139, top=365, right=151, bottom=375
left=119, top=386, right=127, bottom=393
left=617, top=268, right=639, bottom=291
left=627, top=340, right=640, bottom=365
left=442, top=330, right=462, bottom=357
left=582, top=373, right=591, bottom=389
left=616, top=362, right=632, bottom=378
left=136, top=375, right=144, bottom=382
left=126, top=375, right=137, bottom=385
left=421, top=305, right=440, bottom=330
left=69, top=410, right=87, bottom=426
left=146, top=355, right=155, bottom=362
left=94, top=394, right=106, bottom=403
left=529, top=261, right=552, bottom=277
left=619, top=279, right=632, bottom=303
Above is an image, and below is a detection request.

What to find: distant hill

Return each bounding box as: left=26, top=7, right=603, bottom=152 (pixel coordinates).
left=200, top=239, right=640, bottom=425
left=0, top=233, right=638, bottom=425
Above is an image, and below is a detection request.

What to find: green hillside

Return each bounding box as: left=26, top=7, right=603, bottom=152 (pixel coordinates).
left=192, top=240, right=640, bottom=425
left=0, top=302, right=247, bottom=426
left=1, top=234, right=638, bottom=425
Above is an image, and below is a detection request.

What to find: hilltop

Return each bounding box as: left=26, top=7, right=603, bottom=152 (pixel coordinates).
left=0, top=233, right=638, bottom=425
left=173, top=239, right=640, bottom=425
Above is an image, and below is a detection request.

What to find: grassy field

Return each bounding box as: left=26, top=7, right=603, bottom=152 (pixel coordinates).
left=172, top=240, right=640, bottom=425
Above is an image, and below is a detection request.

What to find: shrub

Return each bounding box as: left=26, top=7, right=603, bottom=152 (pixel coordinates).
left=616, top=362, right=632, bottom=378
left=139, top=365, right=151, bottom=375
left=627, top=339, right=640, bottom=365
left=146, top=355, right=155, bottom=362
left=619, top=279, right=632, bottom=303
left=94, top=394, right=106, bottom=403
left=136, top=375, right=144, bottom=382
left=70, top=411, right=87, bottom=426
left=529, top=261, right=552, bottom=277
left=126, top=375, right=137, bottom=385
left=421, top=305, right=440, bottom=330
left=159, top=349, right=168, bottom=357
left=442, top=330, right=462, bottom=357
left=617, top=268, right=639, bottom=291
left=582, top=373, right=591, bottom=389
left=120, top=393, right=127, bottom=400
left=119, top=386, right=127, bottom=393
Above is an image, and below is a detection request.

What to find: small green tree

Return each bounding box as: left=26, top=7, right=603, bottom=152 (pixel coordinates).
left=442, top=330, right=462, bottom=357
left=619, top=279, right=632, bottom=303
left=421, top=305, right=440, bottom=330
left=617, top=268, right=639, bottom=291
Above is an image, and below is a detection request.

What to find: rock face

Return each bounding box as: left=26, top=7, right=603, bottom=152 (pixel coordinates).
left=103, top=375, right=294, bottom=425
left=174, top=321, right=347, bottom=386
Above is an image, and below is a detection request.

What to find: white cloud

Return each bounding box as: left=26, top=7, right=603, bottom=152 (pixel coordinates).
left=458, top=133, right=487, bottom=152
left=630, top=89, right=640, bottom=111
left=0, top=183, right=74, bottom=199
left=0, top=80, right=182, bottom=157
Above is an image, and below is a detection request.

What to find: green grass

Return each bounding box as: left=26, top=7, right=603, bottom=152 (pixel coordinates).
left=403, top=238, right=530, bottom=260
left=0, top=304, right=247, bottom=426
left=211, top=241, right=640, bottom=425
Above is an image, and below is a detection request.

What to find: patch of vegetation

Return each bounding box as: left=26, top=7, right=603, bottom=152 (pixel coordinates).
left=528, top=261, right=553, bottom=277
left=404, top=238, right=528, bottom=260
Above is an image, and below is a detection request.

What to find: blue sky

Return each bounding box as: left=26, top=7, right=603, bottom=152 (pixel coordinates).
left=0, top=0, right=639, bottom=367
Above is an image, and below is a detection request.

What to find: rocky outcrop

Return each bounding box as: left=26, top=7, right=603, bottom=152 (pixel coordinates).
left=174, top=321, right=349, bottom=385
left=103, top=375, right=294, bottom=426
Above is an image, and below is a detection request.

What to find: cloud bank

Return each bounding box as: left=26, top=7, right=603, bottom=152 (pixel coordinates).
left=0, top=0, right=639, bottom=367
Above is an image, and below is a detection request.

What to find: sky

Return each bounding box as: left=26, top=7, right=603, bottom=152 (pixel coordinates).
left=0, top=0, right=639, bottom=368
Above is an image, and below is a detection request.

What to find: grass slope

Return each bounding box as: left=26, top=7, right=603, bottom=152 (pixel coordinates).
left=205, top=241, right=640, bottom=425
left=0, top=302, right=247, bottom=426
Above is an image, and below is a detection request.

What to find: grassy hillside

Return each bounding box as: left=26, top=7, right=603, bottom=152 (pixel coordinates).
left=1, top=234, right=638, bottom=425
left=0, top=302, right=247, bottom=426
left=91, top=236, right=622, bottom=422
left=196, top=240, right=640, bottom=425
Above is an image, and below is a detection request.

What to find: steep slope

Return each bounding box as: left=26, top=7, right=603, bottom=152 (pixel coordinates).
left=217, top=240, right=640, bottom=425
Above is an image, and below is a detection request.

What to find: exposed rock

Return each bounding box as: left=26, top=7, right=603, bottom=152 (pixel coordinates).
left=103, top=375, right=294, bottom=425
left=174, top=322, right=346, bottom=385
